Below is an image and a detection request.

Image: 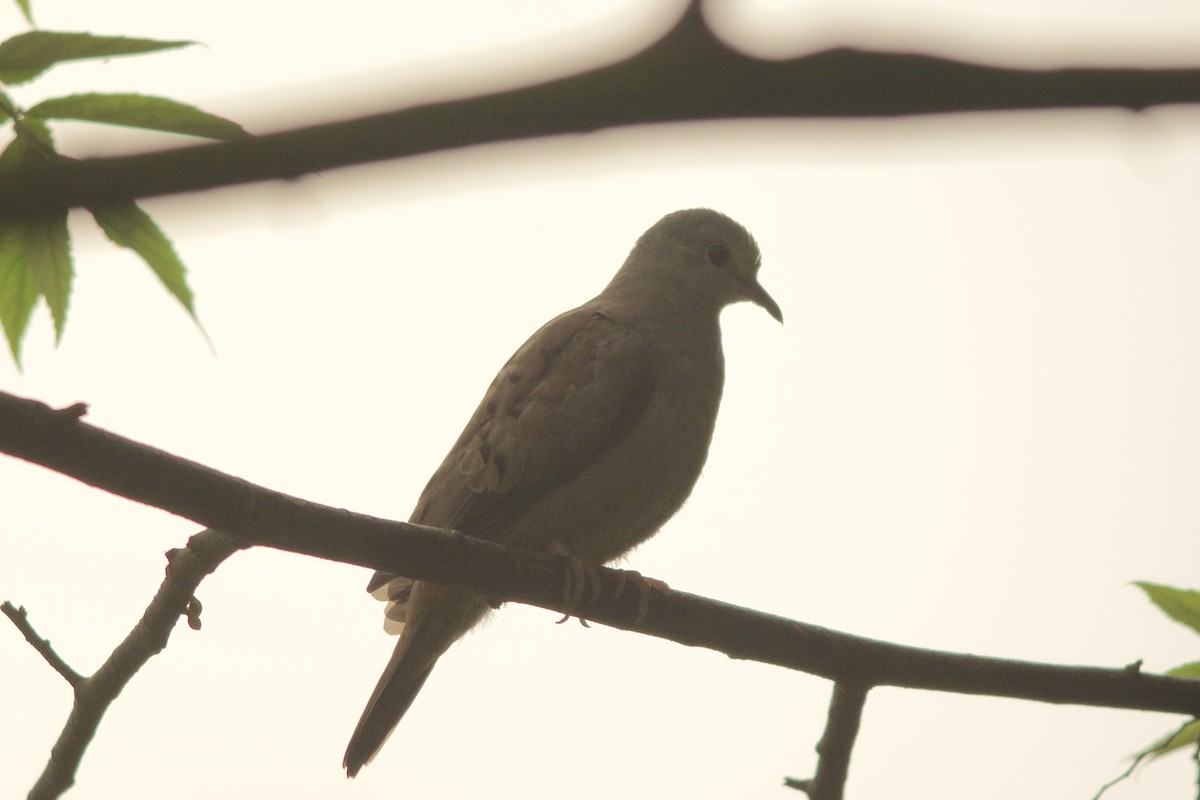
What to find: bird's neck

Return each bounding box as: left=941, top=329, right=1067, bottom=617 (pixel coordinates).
left=599, top=279, right=721, bottom=343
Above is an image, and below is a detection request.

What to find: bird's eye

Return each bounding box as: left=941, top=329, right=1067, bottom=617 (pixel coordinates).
left=706, top=242, right=731, bottom=267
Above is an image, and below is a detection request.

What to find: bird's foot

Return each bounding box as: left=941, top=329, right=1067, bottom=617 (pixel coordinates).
left=549, top=543, right=601, bottom=627
left=548, top=544, right=670, bottom=626
left=611, top=569, right=670, bottom=625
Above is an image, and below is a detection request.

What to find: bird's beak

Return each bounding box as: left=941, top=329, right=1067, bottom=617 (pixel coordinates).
left=743, top=278, right=783, bottom=323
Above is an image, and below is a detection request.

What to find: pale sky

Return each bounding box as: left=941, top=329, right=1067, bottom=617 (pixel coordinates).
left=3, top=1, right=1200, bottom=798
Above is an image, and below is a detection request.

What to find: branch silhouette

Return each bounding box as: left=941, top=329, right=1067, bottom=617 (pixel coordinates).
left=3, top=0, right=1199, bottom=217
left=786, top=682, right=870, bottom=800
left=9, top=533, right=243, bottom=800
left=4, top=387, right=1200, bottom=799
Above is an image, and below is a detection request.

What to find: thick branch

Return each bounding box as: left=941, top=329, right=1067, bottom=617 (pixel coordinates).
left=3, top=1, right=1199, bottom=216
left=3, top=387, right=1200, bottom=721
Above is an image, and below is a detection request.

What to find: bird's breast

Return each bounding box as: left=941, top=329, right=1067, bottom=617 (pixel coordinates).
left=502, top=346, right=724, bottom=562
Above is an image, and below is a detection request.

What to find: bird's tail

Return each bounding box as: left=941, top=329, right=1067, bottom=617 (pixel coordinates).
left=343, top=655, right=437, bottom=778
left=344, top=582, right=492, bottom=777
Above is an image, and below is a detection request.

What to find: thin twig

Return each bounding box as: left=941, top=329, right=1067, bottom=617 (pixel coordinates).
left=1093, top=718, right=1200, bottom=800
left=1, top=602, right=83, bottom=686
left=1093, top=753, right=1148, bottom=800
left=27, top=529, right=243, bottom=800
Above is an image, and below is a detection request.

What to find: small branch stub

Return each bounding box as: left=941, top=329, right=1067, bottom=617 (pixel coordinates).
left=1, top=601, right=84, bottom=686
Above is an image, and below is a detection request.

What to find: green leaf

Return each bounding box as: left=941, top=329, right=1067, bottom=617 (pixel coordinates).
left=10, top=0, right=33, bottom=26
left=0, top=31, right=194, bottom=85
left=0, top=221, right=38, bottom=366
left=1135, top=582, right=1200, bottom=636
left=1167, top=661, right=1200, bottom=680
left=0, top=116, right=56, bottom=169
left=1145, top=719, right=1200, bottom=762
left=28, top=93, right=247, bottom=140
left=0, top=118, right=69, bottom=359
left=89, top=202, right=197, bottom=319
left=22, top=210, right=72, bottom=342
left=0, top=88, right=17, bottom=125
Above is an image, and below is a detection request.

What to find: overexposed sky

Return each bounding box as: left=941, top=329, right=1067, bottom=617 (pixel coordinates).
left=3, top=2, right=1199, bottom=798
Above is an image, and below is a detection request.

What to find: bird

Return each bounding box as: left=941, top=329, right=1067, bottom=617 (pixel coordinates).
left=343, top=208, right=782, bottom=777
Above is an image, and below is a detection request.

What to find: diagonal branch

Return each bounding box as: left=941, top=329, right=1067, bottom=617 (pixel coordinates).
left=3, top=0, right=1200, bottom=216
left=3, top=387, right=1200, bottom=720
left=20, top=530, right=242, bottom=800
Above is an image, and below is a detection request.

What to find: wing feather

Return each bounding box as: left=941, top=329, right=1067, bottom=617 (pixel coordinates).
left=370, top=303, right=654, bottom=622
left=419, top=304, right=652, bottom=534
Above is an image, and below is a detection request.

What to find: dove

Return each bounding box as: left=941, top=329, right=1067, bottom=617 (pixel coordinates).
left=344, top=208, right=781, bottom=776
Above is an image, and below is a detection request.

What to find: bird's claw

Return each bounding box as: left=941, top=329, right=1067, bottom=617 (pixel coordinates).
left=549, top=544, right=669, bottom=626
left=612, top=569, right=670, bottom=625
left=550, top=543, right=601, bottom=625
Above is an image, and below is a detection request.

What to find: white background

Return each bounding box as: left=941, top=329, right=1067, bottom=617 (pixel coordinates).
left=3, top=1, right=1199, bottom=798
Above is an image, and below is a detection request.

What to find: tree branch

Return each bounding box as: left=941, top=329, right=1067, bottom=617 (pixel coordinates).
left=3, top=387, right=1200, bottom=721
left=786, top=682, right=870, bottom=800
left=3, top=0, right=1199, bottom=216
left=18, top=530, right=242, bottom=800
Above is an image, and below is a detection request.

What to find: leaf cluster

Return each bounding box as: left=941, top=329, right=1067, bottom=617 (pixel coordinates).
left=1136, top=584, right=1200, bottom=748
left=0, top=1, right=244, bottom=365
left=1097, top=583, right=1200, bottom=797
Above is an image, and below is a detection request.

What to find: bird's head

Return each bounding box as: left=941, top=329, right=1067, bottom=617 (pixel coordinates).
left=614, top=208, right=783, bottom=324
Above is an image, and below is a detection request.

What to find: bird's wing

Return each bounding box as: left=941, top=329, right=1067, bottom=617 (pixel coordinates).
left=417, top=303, right=654, bottom=533
left=368, top=303, right=655, bottom=612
